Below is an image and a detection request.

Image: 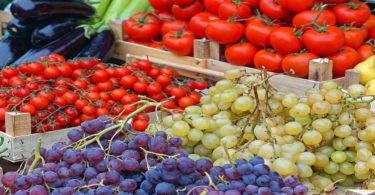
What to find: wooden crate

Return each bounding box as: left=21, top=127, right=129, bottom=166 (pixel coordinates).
left=0, top=112, right=75, bottom=162
left=0, top=11, right=12, bottom=39
left=331, top=188, right=375, bottom=195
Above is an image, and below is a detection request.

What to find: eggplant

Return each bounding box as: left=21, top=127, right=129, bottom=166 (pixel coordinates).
left=7, top=18, right=36, bottom=38
left=77, top=30, right=115, bottom=62
left=0, top=36, right=31, bottom=67
left=31, top=18, right=77, bottom=48
left=13, top=27, right=90, bottom=65
left=10, top=0, right=95, bottom=20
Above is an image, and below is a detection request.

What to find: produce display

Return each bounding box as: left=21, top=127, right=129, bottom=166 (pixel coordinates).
left=123, top=0, right=375, bottom=78
left=1, top=116, right=308, bottom=195
left=0, top=54, right=206, bottom=133
left=354, top=55, right=375, bottom=96
left=148, top=69, right=375, bottom=191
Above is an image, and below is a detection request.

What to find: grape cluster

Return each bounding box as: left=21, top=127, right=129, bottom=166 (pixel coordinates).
left=1, top=116, right=308, bottom=195
left=154, top=69, right=375, bottom=191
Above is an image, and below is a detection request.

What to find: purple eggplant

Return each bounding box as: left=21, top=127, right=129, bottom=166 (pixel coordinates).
left=0, top=36, right=31, bottom=67
left=7, top=18, right=36, bottom=38
left=77, top=30, right=115, bottom=62
left=31, top=18, right=77, bottom=48
left=10, top=0, right=95, bottom=20
left=13, top=27, right=90, bottom=65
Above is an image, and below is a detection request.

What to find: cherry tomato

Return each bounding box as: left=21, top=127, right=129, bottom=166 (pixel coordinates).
left=56, top=113, right=70, bottom=126
left=254, top=49, right=284, bottom=73
left=123, top=12, right=161, bottom=41
left=218, top=0, right=251, bottom=20
left=189, top=12, right=219, bottom=38
left=172, top=0, right=204, bottom=21
left=270, top=27, right=303, bottom=54
left=110, top=88, right=127, bottom=101
left=53, top=97, right=67, bottom=107
left=70, top=118, right=82, bottom=127
left=160, top=67, right=175, bottom=76
left=189, top=92, right=201, bottom=103
left=156, top=75, right=171, bottom=86
left=97, top=81, right=113, bottom=91
left=28, top=63, right=45, bottom=75
left=87, top=92, right=100, bottom=101
left=62, top=91, right=79, bottom=105
left=137, top=60, right=152, bottom=71
left=163, top=30, right=195, bottom=56
left=75, top=99, right=89, bottom=110
left=63, top=107, right=79, bottom=118
left=92, top=70, right=109, bottom=83
left=57, top=64, right=73, bottom=77
left=120, top=75, right=138, bottom=89
left=163, top=99, right=176, bottom=109
left=37, top=90, right=55, bottom=101
left=73, top=80, right=88, bottom=89
left=72, top=69, right=88, bottom=80
left=302, top=26, right=345, bottom=55
left=20, top=104, right=36, bottom=116
left=282, top=52, right=319, bottom=78
left=206, top=20, right=245, bottom=44
left=115, top=67, right=131, bottom=78
left=96, top=108, right=109, bottom=117
left=171, top=87, right=187, bottom=98
left=332, top=2, right=370, bottom=27
left=225, top=42, right=259, bottom=66
left=194, top=81, right=208, bottom=90
left=30, top=96, right=49, bottom=110
left=2, top=68, right=18, bottom=79
left=132, top=120, right=149, bottom=131
left=147, top=67, right=161, bottom=78
left=325, top=46, right=361, bottom=78
left=134, top=113, right=150, bottom=122
left=178, top=96, right=195, bottom=108
left=82, top=105, right=95, bottom=115
left=147, top=83, right=162, bottom=95
left=133, top=82, right=148, bottom=94
left=0, top=99, right=7, bottom=108
left=80, top=114, right=96, bottom=122
left=121, top=94, right=139, bottom=105
left=43, top=66, right=61, bottom=79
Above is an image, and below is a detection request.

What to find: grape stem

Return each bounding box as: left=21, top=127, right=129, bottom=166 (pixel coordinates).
left=27, top=139, right=45, bottom=174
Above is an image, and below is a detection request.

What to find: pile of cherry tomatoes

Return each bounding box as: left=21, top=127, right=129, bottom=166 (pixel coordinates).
left=123, top=0, right=375, bottom=78
left=0, top=54, right=207, bottom=133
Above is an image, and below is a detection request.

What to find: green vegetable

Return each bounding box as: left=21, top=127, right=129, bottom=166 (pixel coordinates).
left=92, top=0, right=112, bottom=21
left=146, top=5, right=154, bottom=13
left=103, top=0, right=131, bottom=22
left=118, top=0, right=150, bottom=20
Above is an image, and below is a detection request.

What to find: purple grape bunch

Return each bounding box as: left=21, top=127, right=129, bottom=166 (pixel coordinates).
left=0, top=116, right=308, bottom=195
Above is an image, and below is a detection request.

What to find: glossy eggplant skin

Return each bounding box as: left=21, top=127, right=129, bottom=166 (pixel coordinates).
left=0, top=36, right=31, bottom=67
left=6, top=18, right=37, bottom=38
left=10, top=0, right=95, bottom=20
left=77, top=30, right=115, bottom=62
left=13, top=27, right=90, bottom=65
left=31, top=18, right=77, bottom=48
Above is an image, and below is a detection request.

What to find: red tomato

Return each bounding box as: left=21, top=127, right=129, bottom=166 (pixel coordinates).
left=245, top=19, right=278, bottom=47
left=172, top=0, right=204, bottom=21
left=293, top=10, right=336, bottom=29
left=363, top=15, right=375, bottom=30
left=121, top=94, right=139, bottom=105
left=30, top=96, right=49, bottom=110
left=325, top=47, right=361, bottom=78
left=259, top=0, right=292, bottom=20
left=278, top=0, right=314, bottom=12
left=149, top=0, right=172, bottom=12
left=37, top=90, right=55, bottom=101
left=99, top=92, right=110, bottom=101
left=189, top=92, right=201, bottom=103
left=80, top=114, right=96, bottom=121
left=48, top=54, right=65, bottom=62
left=69, top=61, right=81, bottom=69
left=63, top=107, right=79, bottom=118
left=115, top=67, right=131, bottom=78
left=0, top=108, right=10, bottom=121
left=43, top=67, right=61, bottom=79
left=178, top=96, right=195, bottom=108
left=28, top=63, right=45, bottom=75
left=123, top=12, right=161, bottom=41
left=132, top=120, right=149, bottom=131
left=368, top=27, right=375, bottom=39
left=270, top=27, right=303, bottom=54
left=75, top=99, right=89, bottom=110
left=70, top=118, right=82, bottom=127
left=0, top=99, right=7, bottom=108
left=133, top=82, right=148, bottom=94
left=134, top=114, right=150, bottom=122
left=2, top=68, right=18, bottom=78
left=82, top=105, right=95, bottom=116
left=137, top=60, right=152, bottom=71
left=97, top=81, right=113, bottom=91
left=36, top=110, right=49, bottom=119
left=96, top=108, right=109, bottom=117
left=92, top=70, right=109, bottom=83
left=147, top=67, right=161, bottom=78
left=62, top=91, right=79, bottom=105
left=73, top=80, right=88, bottom=89
left=156, top=75, right=171, bottom=86
left=160, top=67, right=175, bottom=76
left=189, top=12, right=219, bottom=38
left=20, top=104, right=36, bottom=116
left=302, top=26, right=345, bottom=55
left=172, top=0, right=194, bottom=5
left=57, top=64, right=73, bottom=77
left=358, top=44, right=375, bottom=61
left=225, top=42, right=259, bottom=66
left=147, top=83, right=162, bottom=95
left=282, top=52, right=319, bottom=78
left=171, top=87, right=187, bottom=98
left=218, top=0, right=251, bottom=20
left=163, top=30, right=195, bottom=56
left=53, top=97, right=67, bottom=107
left=161, top=20, right=188, bottom=36
left=157, top=12, right=175, bottom=22
left=206, top=20, right=245, bottom=44
left=81, top=59, right=99, bottom=69
left=120, top=75, right=138, bottom=89
left=163, top=99, right=176, bottom=109
left=72, top=69, right=88, bottom=80
left=332, top=2, right=370, bottom=27
left=56, top=113, right=70, bottom=126
left=110, top=88, right=127, bottom=101
left=194, top=81, right=208, bottom=90
left=242, top=0, right=260, bottom=7
left=254, top=49, right=284, bottom=73
left=343, top=28, right=367, bottom=49
left=203, top=0, right=225, bottom=14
